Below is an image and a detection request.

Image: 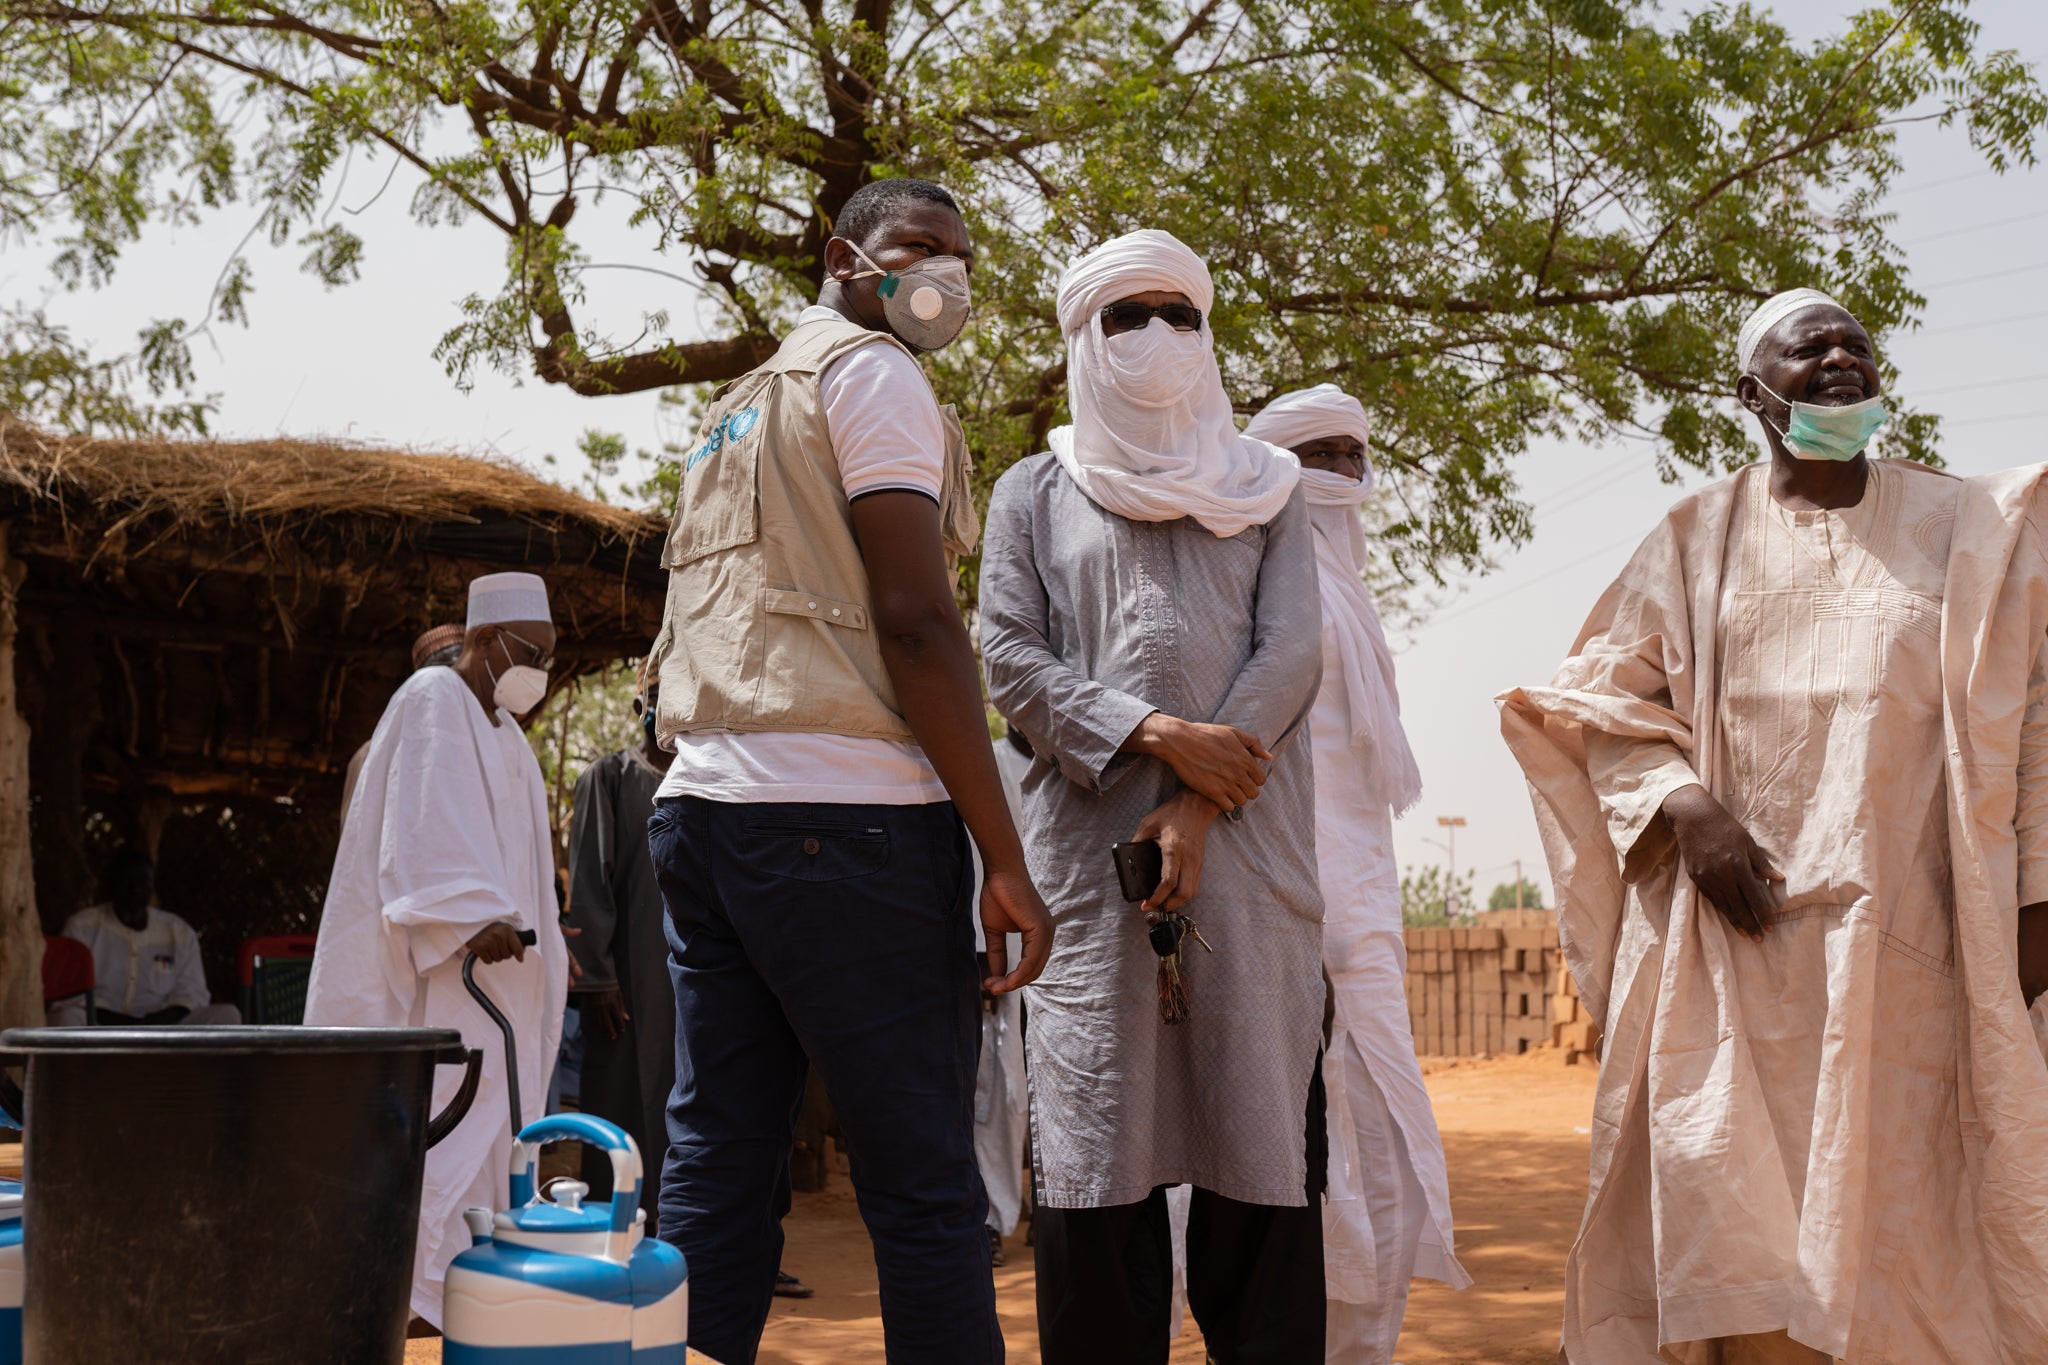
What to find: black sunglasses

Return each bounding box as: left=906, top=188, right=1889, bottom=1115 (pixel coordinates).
left=1099, top=301, right=1204, bottom=335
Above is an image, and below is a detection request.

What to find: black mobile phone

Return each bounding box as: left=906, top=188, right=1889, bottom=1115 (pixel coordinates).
left=1111, top=840, right=1164, bottom=903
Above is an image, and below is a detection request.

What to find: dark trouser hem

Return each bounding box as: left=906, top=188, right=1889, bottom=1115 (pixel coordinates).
left=649, top=796, right=999, bottom=1365
left=1034, top=1061, right=1328, bottom=1365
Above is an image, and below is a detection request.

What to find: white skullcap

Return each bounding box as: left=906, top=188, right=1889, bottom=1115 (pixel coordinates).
left=1243, top=385, right=1375, bottom=493
left=466, top=571, right=552, bottom=628
left=1054, top=229, right=1214, bottom=337
left=1737, top=288, right=1849, bottom=375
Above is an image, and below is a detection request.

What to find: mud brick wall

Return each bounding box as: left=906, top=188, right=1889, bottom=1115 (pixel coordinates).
left=1403, top=925, right=1599, bottom=1060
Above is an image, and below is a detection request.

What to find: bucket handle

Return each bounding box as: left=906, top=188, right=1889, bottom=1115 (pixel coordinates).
left=510, top=1112, right=642, bottom=1236
left=424, top=1046, right=484, bottom=1150
left=0, top=1045, right=483, bottom=1143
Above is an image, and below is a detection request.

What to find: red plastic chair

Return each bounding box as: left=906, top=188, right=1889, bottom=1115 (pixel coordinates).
left=42, top=935, right=96, bottom=1024
left=239, top=934, right=319, bottom=1026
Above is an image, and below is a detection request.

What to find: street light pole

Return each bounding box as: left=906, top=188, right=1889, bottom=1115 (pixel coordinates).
left=1436, top=815, right=1467, bottom=917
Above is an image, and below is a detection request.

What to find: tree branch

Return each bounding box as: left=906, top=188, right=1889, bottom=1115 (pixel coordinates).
left=532, top=332, right=779, bottom=394
left=1273, top=275, right=1741, bottom=315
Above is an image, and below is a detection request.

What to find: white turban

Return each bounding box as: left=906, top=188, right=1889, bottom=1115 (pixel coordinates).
left=1247, top=385, right=1420, bottom=813
left=1242, top=384, right=1375, bottom=495
left=466, top=571, right=552, bottom=628
left=1737, top=288, right=1847, bottom=375
left=1048, top=230, right=1298, bottom=539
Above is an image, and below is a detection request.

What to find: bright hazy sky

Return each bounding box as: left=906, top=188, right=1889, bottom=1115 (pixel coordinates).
left=6, top=2, right=2047, bottom=904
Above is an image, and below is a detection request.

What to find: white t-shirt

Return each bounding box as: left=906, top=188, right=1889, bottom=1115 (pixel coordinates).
left=61, top=902, right=213, bottom=1017
left=659, top=306, right=950, bottom=805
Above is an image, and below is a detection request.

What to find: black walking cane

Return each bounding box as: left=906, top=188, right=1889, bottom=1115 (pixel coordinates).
left=462, top=928, right=540, bottom=1134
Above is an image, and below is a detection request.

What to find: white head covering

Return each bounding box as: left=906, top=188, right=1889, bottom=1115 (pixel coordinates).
left=466, top=571, right=552, bottom=628
left=1737, top=288, right=1847, bottom=375
left=1243, top=384, right=1375, bottom=494
left=1048, top=230, right=1298, bottom=538
left=1247, top=386, right=1420, bottom=814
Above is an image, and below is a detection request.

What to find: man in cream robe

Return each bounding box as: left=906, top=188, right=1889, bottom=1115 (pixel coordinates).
left=1500, top=291, right=2048, bottom=1363
left=1245, top=386, right=1470, bottom=1363
left=306, top=572, right=569, bottom=1329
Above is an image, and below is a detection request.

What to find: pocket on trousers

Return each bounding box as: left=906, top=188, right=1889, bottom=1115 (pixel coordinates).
left=739, top=818, right=890, bottom=884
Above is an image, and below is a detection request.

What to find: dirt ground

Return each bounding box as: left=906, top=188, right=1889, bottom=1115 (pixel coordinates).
left=407, top=1047, right=1598, bottom=1364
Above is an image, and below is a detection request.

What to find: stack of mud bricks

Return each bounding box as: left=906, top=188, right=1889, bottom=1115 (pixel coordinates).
left=1403, top=923, right=1601, bottom=1063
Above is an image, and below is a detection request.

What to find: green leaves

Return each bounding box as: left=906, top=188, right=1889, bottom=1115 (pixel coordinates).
left=0, top=306, right=214, bottom=435
left=1, top=0, right=2040, bottom=585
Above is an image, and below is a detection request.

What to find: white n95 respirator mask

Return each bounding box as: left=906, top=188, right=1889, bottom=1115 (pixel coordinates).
left=845, top=241, right=972, bottom=351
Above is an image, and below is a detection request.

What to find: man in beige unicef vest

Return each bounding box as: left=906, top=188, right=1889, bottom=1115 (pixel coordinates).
left=1501, top=289, right=2048, bottom=1364
left=645, top=176, right=1053, bottom=1365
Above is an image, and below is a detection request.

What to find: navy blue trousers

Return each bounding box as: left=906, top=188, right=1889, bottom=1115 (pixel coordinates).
left=649, top=796, right=998, bottom=1365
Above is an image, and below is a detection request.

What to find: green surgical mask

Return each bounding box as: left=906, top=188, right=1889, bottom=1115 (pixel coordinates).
left=1753, top=377, right=1887, bottom=462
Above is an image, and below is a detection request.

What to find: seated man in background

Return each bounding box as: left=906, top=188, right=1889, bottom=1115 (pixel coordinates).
left=56, top=846, right=240, bottom=1025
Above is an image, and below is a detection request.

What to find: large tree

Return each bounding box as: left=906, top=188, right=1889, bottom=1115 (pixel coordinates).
left=2, top=0, right=2040, bottom=576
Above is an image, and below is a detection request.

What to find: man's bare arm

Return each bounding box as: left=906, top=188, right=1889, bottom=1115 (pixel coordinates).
left=850, top=490, right=1052, bottom=993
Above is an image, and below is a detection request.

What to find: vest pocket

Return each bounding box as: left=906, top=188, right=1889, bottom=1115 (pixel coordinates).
left=662, top=382, right=768, bottom=568
left=763, top=588, right=868, bottom=629
left=739, top=819, right=890, bottom=883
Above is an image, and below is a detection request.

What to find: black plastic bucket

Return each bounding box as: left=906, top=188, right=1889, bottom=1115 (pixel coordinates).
left=0, top=1025, right=481, bottom=1365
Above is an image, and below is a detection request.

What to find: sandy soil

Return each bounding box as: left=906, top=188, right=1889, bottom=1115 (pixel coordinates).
left=1396, top=1051, right=1599, bottom=1365
left=406, top=1047, right=1598, bottom=1364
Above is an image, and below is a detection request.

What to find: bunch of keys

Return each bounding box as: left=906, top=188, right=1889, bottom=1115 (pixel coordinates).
left=1145, top=911, right=1215, bottom=1024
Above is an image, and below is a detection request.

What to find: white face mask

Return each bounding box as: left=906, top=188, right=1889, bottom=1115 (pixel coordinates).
left=487, top=635, right=551, bottom=715
left=1102, top=320, right=1210, bottom=406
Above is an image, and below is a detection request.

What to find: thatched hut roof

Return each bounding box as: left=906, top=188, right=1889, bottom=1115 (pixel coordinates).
left=1, top=415, right=668, bottom=813
left=0, top=416, right=655, bottom=543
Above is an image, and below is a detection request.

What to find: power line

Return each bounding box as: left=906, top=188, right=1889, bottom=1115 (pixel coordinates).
left=1921, top=257, right=2048, bottom=291
left=1945, top=408, right=2048, bottom=431
left=1897, top=207, right=2048, bottom=248
left=1913, top=308, right=2048, bottom=338
left=1913, top=370, right=2048, bottom=399
left=1889, top=168, right=1997, bottom=198
left=1530, top=449, right=1641, bottom=512
left=1429, top=530, right=1642, bottom=628
left=1541, top=458, right=1652, bottom=519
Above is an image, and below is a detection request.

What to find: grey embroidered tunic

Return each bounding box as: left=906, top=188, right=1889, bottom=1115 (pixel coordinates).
left=979, top=453, right=1327, bottom=1209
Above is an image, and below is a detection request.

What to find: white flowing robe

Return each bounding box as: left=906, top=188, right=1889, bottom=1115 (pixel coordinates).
left=1298, top=486, right=1467, bottom=1364
left=304, top=666, right=568, bottom=1327
left=1312, top=659, right=1472, bottom=1365
left=1500, top=461, right=2048, bottom=1363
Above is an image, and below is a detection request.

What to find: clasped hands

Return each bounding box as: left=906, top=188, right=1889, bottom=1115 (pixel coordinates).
left=1124, top=712, right=1272, bottom=911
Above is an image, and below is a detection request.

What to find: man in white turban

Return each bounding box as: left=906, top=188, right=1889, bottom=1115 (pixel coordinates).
left=306, top=571, right=570, bottom=1332
left=980, top=229, right=1329, bottom=1363
left=1499, top=289, right=2048, bottom=1363
left=1243, top=384, right=1470, bottom=1363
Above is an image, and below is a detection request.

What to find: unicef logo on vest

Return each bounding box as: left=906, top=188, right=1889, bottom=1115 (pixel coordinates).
left=686, top=405, right=761, bottom=472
